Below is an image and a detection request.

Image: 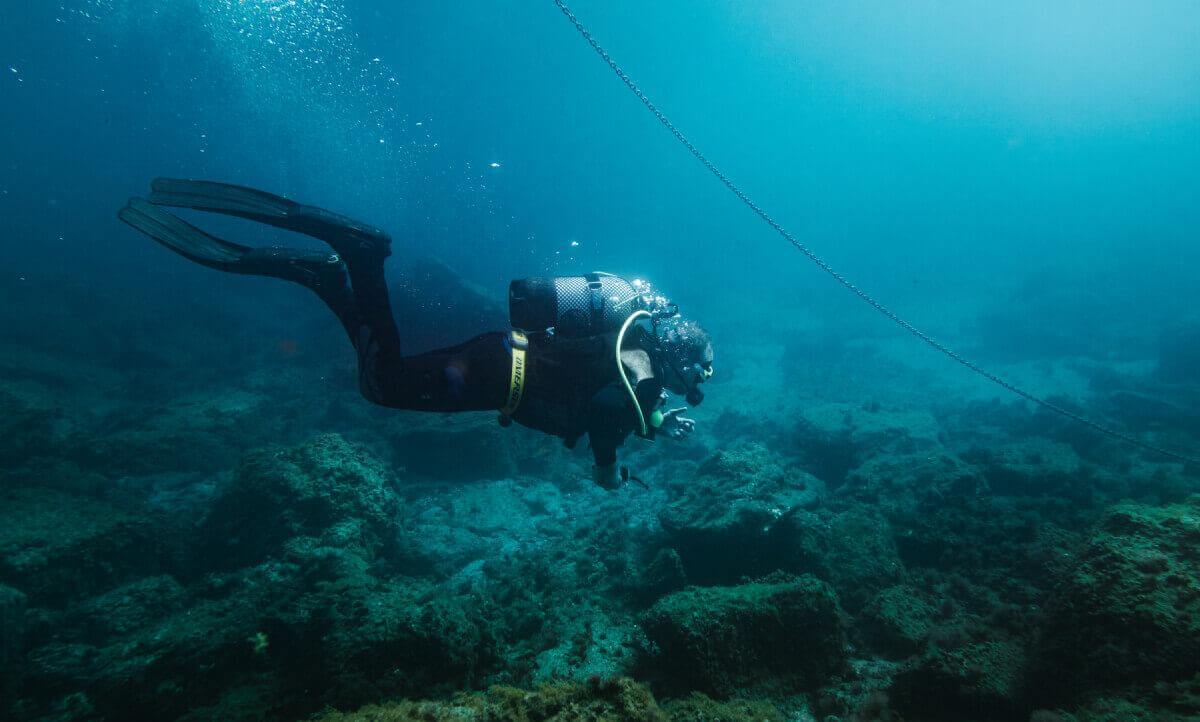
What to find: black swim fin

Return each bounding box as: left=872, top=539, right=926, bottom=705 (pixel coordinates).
left=146, top=178, right=391, bottom=263
left=118, top=197, right=346, bottom=290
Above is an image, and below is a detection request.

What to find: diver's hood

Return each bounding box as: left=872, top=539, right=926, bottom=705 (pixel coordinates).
left=654, top=317, right=713, bottom=406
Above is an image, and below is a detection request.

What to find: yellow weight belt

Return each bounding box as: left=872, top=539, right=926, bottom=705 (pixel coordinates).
left=500, top=330, right=528, bottom=418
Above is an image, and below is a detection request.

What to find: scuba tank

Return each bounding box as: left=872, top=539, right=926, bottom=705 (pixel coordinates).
left=510, top=272, right=659, bottom=337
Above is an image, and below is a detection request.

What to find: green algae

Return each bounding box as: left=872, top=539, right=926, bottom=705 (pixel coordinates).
left=860, top=584, right=936, bottom=658
left=1034, top=495, right=1200, bottom=701
left=313, top=678, right=665, bottom=722
left=639, top=574, right=846, bottom=697
left=312, top=678, right=802, bottom=722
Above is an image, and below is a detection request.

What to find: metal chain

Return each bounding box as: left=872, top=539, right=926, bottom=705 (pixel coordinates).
left=552, top=0, right=1199, bottom=467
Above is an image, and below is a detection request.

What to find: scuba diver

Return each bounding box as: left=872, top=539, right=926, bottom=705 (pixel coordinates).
left=118, top=179, right=714, bottom=490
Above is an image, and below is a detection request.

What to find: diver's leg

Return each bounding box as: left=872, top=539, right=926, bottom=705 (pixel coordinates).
left=358, top=331, right=510, bottom=412
left=340, top=251, right=408, bottom=403
left=343, top=253, right=508, bottom=411
left=119, top=198, right=363, bottom=343
left=128, top=181, right=511, bottom=412
left=139, top=178, right=398, bottom=350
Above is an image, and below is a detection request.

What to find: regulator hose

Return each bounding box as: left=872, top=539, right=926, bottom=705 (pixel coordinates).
left=616, top=310, right=652, bottom=437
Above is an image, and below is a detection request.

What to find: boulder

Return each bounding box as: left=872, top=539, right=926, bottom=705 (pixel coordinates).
left=640, top=574, right=846, bottom=696
left=531, top=611, right=641, bottom=683
left=1106, top=390, right=1200, bottom=439
left=961, top=438, right=1085, bottom=497
left=198, top=433, right=401, bottom=569
left=861, top=585, right=937, bottom=659
left=68, top=575, right=189, bottom=643
left=843, top=451, right=986, bottom=516
left=793, top=403, right=941, bottom=485
left=891, top=639, right=1027, bottom=720
left=23, top=593, right=257, bottom=720
left=1030, top=496, right=1200, bottom=704
left=0, top=488, right=172, bottom=605
left=634, top=548, right=688, bottom=606
left=0, top=391, right=60, bottom=472
left=0, top=584, right=26, bottom=662
left=314, top=677, right=665, bottom=722
left=660, top=442, right=824, bottom=584
left=23, top=550, right=490, bottom=720
left=270, top=582, right=492, bottom=709
left=771, top=506, right=905, bottom=613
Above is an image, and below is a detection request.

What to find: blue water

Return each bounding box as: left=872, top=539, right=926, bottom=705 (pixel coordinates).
left=2, top=2, right=1199, bottom=720
left=6, top=2, right=1198, bottom=330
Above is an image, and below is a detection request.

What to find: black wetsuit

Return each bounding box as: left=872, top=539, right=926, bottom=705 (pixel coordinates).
left=328, top=250, right=660, bottom=467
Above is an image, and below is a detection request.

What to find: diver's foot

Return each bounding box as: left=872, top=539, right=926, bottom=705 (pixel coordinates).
left=146, top=178, right=392, bottom=266
left=119, top=197, right=348, bottom=290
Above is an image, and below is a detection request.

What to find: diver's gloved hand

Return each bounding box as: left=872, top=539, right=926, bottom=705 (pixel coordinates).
left=660, top=407, right=696, bottom=440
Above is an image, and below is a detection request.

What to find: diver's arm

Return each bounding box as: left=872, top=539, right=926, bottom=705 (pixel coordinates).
left=587, top=406, right=622, bottom=490
left=587, top=379, right=665, bottom=488
left=592, top=459, right=621, bottom=490
left=587, top=383, right=631, bottom=472
left=619, top=347, right=697, bottom=440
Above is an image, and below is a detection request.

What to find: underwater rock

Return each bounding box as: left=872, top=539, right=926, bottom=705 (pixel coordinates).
left=771, top=506, right=905, bottom=614
left=0, top=390, right=60, bottom=472
left=273, top=583, right=493, bottom=707
left=67, top=575, right=189, bottom=643
left=23, top=592, right=260, bottom=720
left=1, top=456, right=110, bottom=498
left=659, top=442, right=824, bottom=584
left=662, top=693, right=791, bottom=722
left=639, top=573, right=847, bottom=697
left=890, top=639, right=1027, bottom=720
left=462, top=496, right=655, bottom=685
left=64, top=388, right=276, bottom=478
left=842, top=451, right=987, bottom=516
left=822, top=509, right=906, bottom=612
left=396, top=477, right=569, bottom=579
left=198, top=433, right=401, bottom=569
left=315, top=677, right=807, bottom=722
left=23, top=550, right=490, bottom=719
left=813, top=657, right=902, bottom=721
left=1030, top=496, right=1200, bottom=704
left=860, top=584, right=937, bottom=659
left=0, top=583, right=26, bottom=662
left=1106, top=390, right=1200, bottom=438
left=891, top=490, right=1067, bottom=607
left=793, top=403, right=941, bottom=486
left=961, top=438, right=1085, bottom=497
left=634, top=547, right=688, bottom=605
left=531, top=611, right=641, bottom=684
left=1036, top=690, right=1200, bottom=722
left=316, top=676, right=665, bottom=722
left=0, top=488, right=172, bottom=606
